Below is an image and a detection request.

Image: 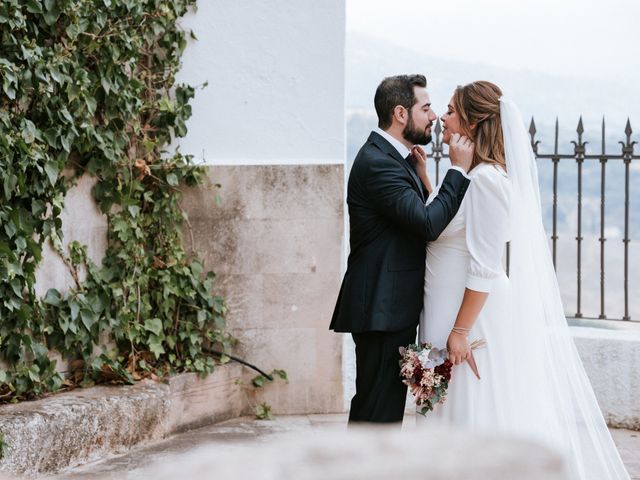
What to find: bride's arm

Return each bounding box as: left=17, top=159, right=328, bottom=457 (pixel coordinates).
left=448, top=289, right=489, bottom=365
left=411, top=145, right=433, bottom=193
left=447, top=167, right=510, bottom=365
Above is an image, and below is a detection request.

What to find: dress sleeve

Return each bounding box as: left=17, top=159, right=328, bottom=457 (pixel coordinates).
left=465, top=167, right=511, bottom=293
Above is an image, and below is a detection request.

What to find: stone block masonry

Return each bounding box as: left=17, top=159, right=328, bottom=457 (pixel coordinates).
left=0, top=364, right=244, bottom=476
left=181, top=164, right=345, bottom=415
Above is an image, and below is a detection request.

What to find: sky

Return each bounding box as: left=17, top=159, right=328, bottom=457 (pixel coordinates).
left=347, top=0, right=640, bottom=83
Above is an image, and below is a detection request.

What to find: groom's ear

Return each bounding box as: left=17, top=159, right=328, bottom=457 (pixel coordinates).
left=393, top=105, right=408, bottom=125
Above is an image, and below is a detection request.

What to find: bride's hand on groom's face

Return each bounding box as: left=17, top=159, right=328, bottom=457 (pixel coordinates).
left=448, top=133, right=474, bottom=173
left=447, top=332, right=470, bottom=365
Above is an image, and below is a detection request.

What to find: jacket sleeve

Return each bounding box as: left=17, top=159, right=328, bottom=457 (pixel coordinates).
left=365, top=156, right=470, bottom=242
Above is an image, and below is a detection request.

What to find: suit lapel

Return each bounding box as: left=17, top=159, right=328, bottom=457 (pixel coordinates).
left=369, top=132, right=425, bottom=202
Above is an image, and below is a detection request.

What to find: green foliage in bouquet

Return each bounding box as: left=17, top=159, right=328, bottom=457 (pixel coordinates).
left=0, top=0, right=234, bottom=402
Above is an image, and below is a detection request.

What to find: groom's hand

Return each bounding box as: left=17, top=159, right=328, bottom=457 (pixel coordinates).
left=449, top=133, right=474, bottom=173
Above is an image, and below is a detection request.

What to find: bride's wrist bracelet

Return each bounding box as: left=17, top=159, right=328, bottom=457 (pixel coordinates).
left=451, top=327, right=470, bottom=337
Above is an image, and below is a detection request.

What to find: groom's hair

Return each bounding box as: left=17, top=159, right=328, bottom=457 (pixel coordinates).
left=374, top=74, right=427, bottom=129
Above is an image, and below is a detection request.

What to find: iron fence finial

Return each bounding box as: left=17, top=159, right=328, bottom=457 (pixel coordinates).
left=572, top=116, right=587, bottom=156
left=529, top=117, right=540, bottom=154
left=625, top=117, right=632, bottom=137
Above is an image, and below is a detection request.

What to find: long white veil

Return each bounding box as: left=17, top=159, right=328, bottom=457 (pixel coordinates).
left=500, top=98, right=629, bottom=479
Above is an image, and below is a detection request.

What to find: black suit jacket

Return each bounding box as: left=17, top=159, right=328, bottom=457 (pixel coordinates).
left=330, top=131, right=470, bottom=333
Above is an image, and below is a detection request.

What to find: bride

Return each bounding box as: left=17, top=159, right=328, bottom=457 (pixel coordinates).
left=414, top=81, right=630, bottom=480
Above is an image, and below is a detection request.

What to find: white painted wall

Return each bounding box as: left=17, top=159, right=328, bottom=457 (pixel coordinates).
left=173, top=0, right=346, bottom=165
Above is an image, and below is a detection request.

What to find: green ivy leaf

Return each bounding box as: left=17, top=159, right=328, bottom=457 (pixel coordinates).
left=44, top=289, right=62, bottom=307
left=44, top=162, right=59, bottom=186
left=252, top=375, right=266, bottom=388
left=28, top=365, right=41, bottom=383
left=272, top=369, right=288, bottom=383
left=3, top=85, right=16, bottom=100
left=21, top=120, right=37, bottom=144
left=25, top=0, right=44, bottom=13
left=144, top=318, right=164, bottom=336
left=58, top=315, right=70, bottom=334
left=43, top=3, right=61, bottom=26
left=15, top=237, right=26, bottom=250
left=80, top=309, right=96, bottom=330
left=4, top=221, right=18, bottom=238
left=0, top=0, right=233, bottom=405
left=70, top=301, right=80, bottom=321
left=10, top=278, right=22, bottom=298
left=166, top=173, right=178, bottom=186
left=127, top=205, right=140, bottom=218
left=255, top=403, right=273, bottom=420
left=148, top=336, right=165, bottom=358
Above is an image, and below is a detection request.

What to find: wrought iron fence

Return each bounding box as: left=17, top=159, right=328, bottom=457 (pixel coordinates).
left=429, top=117, right=638, bottom=322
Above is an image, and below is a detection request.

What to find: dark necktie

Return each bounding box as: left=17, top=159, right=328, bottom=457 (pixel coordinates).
left=405, top=153, right=417, bottom=173
left=404, top=153, right=424, bottom=201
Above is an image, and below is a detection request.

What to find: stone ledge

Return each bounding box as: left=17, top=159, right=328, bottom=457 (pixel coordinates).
left=0, top=363, right=245, bottom=477
left=571, top=324, right=640, bottom=430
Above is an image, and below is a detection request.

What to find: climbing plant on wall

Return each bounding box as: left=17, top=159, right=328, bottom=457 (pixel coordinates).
left=0, top=0, right=233, bottom=402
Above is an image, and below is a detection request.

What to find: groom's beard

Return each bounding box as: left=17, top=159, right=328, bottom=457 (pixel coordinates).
left=403, top=115, right=432, bottom=145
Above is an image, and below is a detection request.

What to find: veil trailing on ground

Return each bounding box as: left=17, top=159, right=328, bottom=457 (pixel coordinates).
left=500, top=98, right=629, bottom=479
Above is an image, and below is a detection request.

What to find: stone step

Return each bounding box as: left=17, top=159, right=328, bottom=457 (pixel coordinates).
left=0, top=364, right=245, bottom=477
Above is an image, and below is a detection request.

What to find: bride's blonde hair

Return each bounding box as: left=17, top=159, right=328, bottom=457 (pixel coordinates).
left=452, top=81, right=506, bottom=171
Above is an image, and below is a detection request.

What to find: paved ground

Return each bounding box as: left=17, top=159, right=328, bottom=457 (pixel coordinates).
left=51, top=414, right=639, bottom=480
left=611, top=427, right=640, bottom=479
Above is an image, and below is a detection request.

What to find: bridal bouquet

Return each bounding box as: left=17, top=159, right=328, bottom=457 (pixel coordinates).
left=399, top=340, right=486, bottom=415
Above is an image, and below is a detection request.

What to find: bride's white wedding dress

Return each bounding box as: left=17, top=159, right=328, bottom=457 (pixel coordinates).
left=418, top=99, right=630, bottom=480
left=419, top=162, right=513, bottom=430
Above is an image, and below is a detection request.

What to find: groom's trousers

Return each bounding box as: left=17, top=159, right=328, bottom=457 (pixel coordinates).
left=349, top=325, right=417, bottom=424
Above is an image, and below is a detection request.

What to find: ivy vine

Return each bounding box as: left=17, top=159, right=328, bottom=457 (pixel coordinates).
left=0, top=0, right=234, bottom=402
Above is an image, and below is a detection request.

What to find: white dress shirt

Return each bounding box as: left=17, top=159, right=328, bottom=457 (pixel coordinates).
left=375, top=127, right=411, bottom=159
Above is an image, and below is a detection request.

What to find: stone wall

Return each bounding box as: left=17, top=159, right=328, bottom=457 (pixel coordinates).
left=26, top=0, right=348, bottom=414
left=28, top=164, right=346, bottom=416
left=181, top=164, right=345, bottom=414
left=572, top=324, right=640, bottom=430
left=34, top=173, right=107, bottom=298
left=168, top=0, right=348, bottom=414
left=29, top=174, right=107, bottom=374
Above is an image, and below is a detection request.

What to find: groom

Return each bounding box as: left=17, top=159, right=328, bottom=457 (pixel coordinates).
left=330, top=74, right=473, bottom=423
